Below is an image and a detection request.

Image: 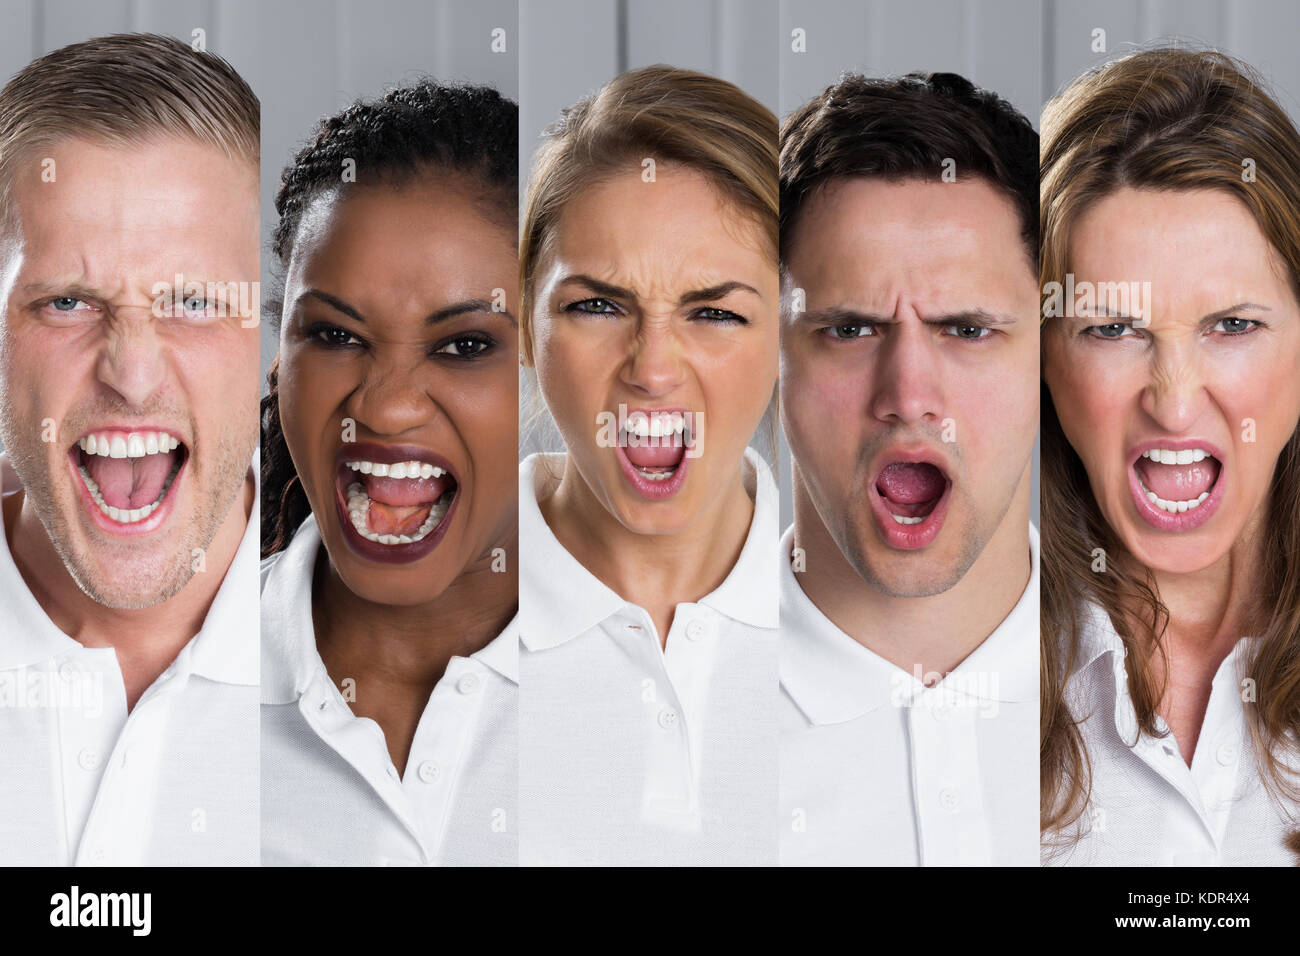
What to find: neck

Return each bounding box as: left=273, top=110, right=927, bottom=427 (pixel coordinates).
left=539, top=452, right=755, bottom=643
left=312, top=538, right=518, bottom=689
left=792, top=468, right=1032, bottom=678
left=5, top=473, right=253, bottom=708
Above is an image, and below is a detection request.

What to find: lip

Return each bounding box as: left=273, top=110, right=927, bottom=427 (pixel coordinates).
left=331, top=441, right=460, bottom=565
left=613, top=406, right=694, bottom=501
left=1126, top=437, right=1227, bottom=532
left=67, top=425, right=188, bottom=537
left=866, top=446, right=954, bottom=551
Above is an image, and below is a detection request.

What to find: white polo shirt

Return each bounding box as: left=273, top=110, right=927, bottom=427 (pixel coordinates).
left=518, top=449, right=780, bottom=866
left=779, top=523, right=1040, bottom=866
left=260, top=513, right=517, bottom=866
left=0, top=454, right=259, bottom=866
left=1044, top=600, right=1299, bottom=866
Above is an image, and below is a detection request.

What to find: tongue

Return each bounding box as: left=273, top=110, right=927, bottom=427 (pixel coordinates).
left=624, top=441, right=685, bottom=469
left=877, top=462, right=946, bottom=505
left=84, top=451, right=175, bottom=509
left=1135, top=457, right=1219, bottom=500
left=362, top=472, right=451, bottom=536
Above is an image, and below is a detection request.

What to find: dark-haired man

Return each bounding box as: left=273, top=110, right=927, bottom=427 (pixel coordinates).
left=778, top=72, right=1039, bottom=865
left=0, top=34, right=259, bottom=865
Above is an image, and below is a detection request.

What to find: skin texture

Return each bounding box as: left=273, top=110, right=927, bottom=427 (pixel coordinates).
left=1044, top=187, right=1300, bottom=763
left=783, top=177, right=1038, bottom=677
left=529, top=164, right=778, bottom=644
left=277, top=177, right=518, bottom=774
left=0, top=136, right=258, bottom=709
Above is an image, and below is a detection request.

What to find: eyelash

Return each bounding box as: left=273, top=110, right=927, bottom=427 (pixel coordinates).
left=822, top=323, right=993, bottom=341
left=564, top=298, right=748, bottom=325
left=1082, top=318, right=1263, bottom=340
left=40, top=296, right=100, bottom=315
left=306, top=323, right=497, bottom=360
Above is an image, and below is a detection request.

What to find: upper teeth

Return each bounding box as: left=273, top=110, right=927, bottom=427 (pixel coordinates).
left=78, top=431, right=179, bottom=458
left=346, top=460, right=444, bottom=479
left=1141, top=448, right=1209, bottom=465
left=626, top=412, right=685, bottom=439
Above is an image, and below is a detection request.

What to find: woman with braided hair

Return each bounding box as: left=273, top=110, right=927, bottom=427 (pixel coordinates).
left=259, top=81, right=520, bottom=865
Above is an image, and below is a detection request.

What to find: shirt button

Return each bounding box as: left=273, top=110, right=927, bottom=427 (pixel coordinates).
left=87, top=847, right=107, bottom=865
left=1216, top=743, right=1237, bottom=766
left=685, top=619, right=707, bottom=641
left=938, top=787, right=961, bottom=811
left=77, top=748, right=100, bottom=772
left=386, top=765, right=399, bottom=780
left=931, top=704, right=950, bottom=721
left=456, top=673, right=481, bottom=695
left=417, top=761, right=441, bottom=784
left=657, top=708, right=679, bottom=730
left=58, top=660, right=80, bottom=682
left=1154, top=716, right=1169, bottom=733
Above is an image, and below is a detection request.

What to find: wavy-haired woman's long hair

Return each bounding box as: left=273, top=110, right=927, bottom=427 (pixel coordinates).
left=1040, top=48, right=1300, bottom=857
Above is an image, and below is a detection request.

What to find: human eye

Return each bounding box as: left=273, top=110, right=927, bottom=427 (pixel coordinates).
left=433, top=332, right=496, bottom=359
left=306, top=322, right=364, bottom=349
left=823, top=322, right=874, bottom=341
left=565, top=297, right=620, bottom=316
left=692, top=306, right=748, bottom=325
left=40, top=296, right=100, bottom=318
left=1212, top=317, right=1261, bottom=337
left=1082, top=320, right=1141, bottom=340
left=943, top=323, right=993, bottom=341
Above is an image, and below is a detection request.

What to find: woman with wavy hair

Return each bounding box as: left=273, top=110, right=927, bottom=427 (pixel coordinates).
left=516, top=65, right=780, bottom=865
left=259, top=82, right=519, bottom=865
left=1040, top=48, right=1300, bottom=864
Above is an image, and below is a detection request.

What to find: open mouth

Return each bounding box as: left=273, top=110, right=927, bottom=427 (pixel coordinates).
left=338, top=457, right=457, bottom=546
left=1130, top=444, right=1224, bottom=529
left=869, top=457, right=953, bottom=550
left=71, top=430, right=186, bottom=527
left=615, top=409, right=693, bottom=499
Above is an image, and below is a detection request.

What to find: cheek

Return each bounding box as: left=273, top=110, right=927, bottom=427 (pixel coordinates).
left=787, top=360, right=862, bottom=454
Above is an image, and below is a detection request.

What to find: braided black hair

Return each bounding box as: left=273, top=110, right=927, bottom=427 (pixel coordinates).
left=261, top=81, right=518, bottom=558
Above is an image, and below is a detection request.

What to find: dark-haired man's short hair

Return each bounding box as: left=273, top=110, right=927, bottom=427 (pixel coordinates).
left=780, top=72, right=1038, bottom=273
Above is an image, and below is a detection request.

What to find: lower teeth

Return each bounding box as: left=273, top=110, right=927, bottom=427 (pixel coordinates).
left=1138, top=477, right=1210, bottom=515
left=890, top=514, right=925, bottom=525
left=346, top=482, right=448, bottom=545
left=78, top=465, right=176, bottom=524
left=636, top=466, right=676, bottom=482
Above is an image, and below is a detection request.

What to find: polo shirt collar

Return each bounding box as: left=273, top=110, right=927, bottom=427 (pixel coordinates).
left=518, top=448, right=779, bottom=651
left=261, top=513, right=518, bottom=706
left=781, top=522, right=1040, bottom=725
left=0, top=456, right=80, bottom=669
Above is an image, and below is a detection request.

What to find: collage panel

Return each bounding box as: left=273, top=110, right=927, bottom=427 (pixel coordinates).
left=256, top=0, right=520, bottom=866
left=516, top=0, right=783, bottom=865
left=777, top=0, right=1042, bottom=866
left=1039, top=2, right=1300, bottom=866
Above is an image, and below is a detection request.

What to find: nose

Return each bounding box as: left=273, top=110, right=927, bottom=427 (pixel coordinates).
left=869, top=319, right=945, bottom=426
left=96, top=309, right=167, bottom=408
left=344, top=352, right=438, bottom=437
left=1141, top=338, right=1208, bottom=433
left=619, top=315, right=686, bottom=397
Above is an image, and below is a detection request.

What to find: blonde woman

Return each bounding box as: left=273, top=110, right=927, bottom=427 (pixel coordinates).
left=1040, top=49, right=1300, bottom=865
left=517, top=66, right=779, bottom=865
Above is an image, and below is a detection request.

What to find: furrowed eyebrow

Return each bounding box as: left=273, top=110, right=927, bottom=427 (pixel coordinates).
left=794, top=306, right=1017, bottom=327
left=558, top=275, right=762, bottom=308
left=297, top=289, right=365, bottom=323
left=297, top=290, right=516, bottom=328
left=678, top=281, right=762, bottom=306
left=1075, top=302, right=1273, bottom=321
left=427, top=298, right=517, bottom=328
left=19, top=281, right=106, bottom=301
